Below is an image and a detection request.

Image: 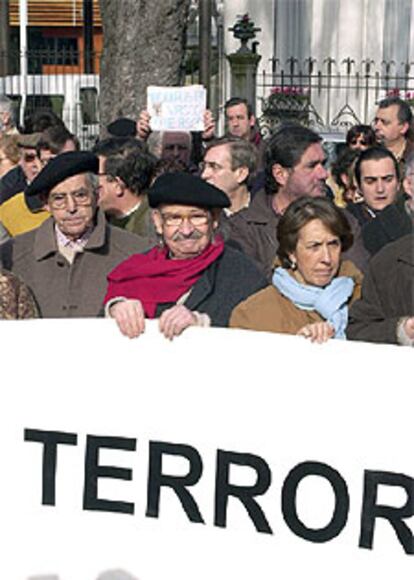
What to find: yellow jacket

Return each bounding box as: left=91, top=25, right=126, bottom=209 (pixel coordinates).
left=0, top=192, right=50, bottom=236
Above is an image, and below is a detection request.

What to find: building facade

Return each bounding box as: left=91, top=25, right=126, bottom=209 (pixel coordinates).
left=222, top=0, right=414, bottom=132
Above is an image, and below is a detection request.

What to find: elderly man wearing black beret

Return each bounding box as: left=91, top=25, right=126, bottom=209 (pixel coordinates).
left=104, top=171, right=267, bottom=339
left=0, top=151, right=150, bottom=317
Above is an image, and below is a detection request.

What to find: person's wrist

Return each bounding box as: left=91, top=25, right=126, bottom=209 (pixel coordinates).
left=105, top=297, right=126, bottom=318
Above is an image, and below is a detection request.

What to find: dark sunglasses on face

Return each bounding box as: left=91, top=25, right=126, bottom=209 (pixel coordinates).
left=350, top=137, right=368, bottom=146
left=23, top=153, right=37, bottom=163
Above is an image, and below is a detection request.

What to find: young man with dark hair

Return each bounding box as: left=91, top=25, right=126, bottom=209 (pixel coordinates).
left=224, top=97, right=265, bottom=167
left=348, top=146, right=400, bottom=226
left=351, top=148, right=413, bottom=255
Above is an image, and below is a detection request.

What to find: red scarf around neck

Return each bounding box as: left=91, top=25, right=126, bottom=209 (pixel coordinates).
left=104, top=237, right=225, bottom=318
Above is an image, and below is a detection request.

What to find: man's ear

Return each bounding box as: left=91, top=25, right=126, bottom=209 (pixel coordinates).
left=235, top=165, right=249, bottom=185
left=271, top=163, right=290, bottom=187
left=400, top=121, right=410, bottom=138
left=249, top=114, right=256, bottom=128
left=151, top=209, right=163, bottom=235
left=114, top=176, right=125, bottom=197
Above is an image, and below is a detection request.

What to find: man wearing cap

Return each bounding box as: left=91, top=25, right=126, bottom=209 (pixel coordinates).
left=105, top=172, right=267, bottom=339
left=0, top=132, right=42, bottom=205
left=0, top=151, right=149, bottom=317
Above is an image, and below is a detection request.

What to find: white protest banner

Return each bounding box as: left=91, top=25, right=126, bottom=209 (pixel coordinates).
left=147, top=85, right=206, bottom=131
left=1, top=319, right=413, bottom=580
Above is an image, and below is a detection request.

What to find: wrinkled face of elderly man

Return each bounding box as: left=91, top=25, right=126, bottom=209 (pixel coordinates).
left=161, top=132, right=192, bottom=166
left=45, top=173, right=97, bottom=241
left=151, top=204, right=220, bottom=260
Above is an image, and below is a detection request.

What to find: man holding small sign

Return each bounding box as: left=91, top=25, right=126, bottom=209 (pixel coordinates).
left=137, top=85, right=215, bottom=169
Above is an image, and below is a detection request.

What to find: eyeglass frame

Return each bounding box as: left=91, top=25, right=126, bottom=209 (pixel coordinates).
left=158, top=209, right=211, bottom=228
left=47, top=188, right=95, bottom=210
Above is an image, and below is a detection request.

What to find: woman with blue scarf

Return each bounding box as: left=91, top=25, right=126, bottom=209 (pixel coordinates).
left=230, top=197, right=363, bottom=343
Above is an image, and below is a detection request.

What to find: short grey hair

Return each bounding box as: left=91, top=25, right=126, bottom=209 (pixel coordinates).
left=0, top=94, right=13, bottom=114
left=205, top=136, right=258, bottom=175
left=0, top=95, right=16, bottom=125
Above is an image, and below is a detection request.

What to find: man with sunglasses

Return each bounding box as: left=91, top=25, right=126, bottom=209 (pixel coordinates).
left=0, top=133, right=42, bottom=205
left=105, top=171, right=266, bottom=339
left=0, top=151, right=149, bottom=317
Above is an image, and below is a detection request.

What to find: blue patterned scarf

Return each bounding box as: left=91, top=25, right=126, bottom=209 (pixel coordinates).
left=272, top=267, right=355, bottom=339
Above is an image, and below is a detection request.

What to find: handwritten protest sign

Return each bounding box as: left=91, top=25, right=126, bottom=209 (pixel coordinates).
left=147, top=85, right=206, bottom=131
left=1, top=320, right=413, bottom=580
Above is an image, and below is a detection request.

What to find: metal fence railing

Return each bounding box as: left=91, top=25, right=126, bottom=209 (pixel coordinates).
left=5, top=51, right=411, bottom=145
left=256, top=57, right=414, bottom=136
left=0, top=46, right=223, bottom=149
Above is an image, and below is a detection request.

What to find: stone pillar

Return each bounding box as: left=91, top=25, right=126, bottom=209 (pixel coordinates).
left=226, top=14, right=261, bottom=114
left=227, top=51, right=262, bottom=114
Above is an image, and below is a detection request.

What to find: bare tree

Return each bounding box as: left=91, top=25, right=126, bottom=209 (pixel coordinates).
left=99, top=0, right=191, bottom=133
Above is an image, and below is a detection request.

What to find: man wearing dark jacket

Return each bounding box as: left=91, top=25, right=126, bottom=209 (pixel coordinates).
left=105, top=172, right=267, bottom=339
left=228, top=124, right=369, bottom=280
left=347, top=234, right=414, bottom=345
left=352, top=147, right=413, bottom=255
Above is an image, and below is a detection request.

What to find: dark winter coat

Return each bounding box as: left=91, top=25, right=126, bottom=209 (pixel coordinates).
left=347, top=234, right=414, bottom=344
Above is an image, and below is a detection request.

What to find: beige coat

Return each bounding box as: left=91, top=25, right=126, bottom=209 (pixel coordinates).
left=229, top=261, right=363, bottom=335
left=0, top=210, right=150, bottom=317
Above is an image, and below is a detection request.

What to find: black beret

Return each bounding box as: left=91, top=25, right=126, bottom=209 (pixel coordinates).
left=107, top=117, right=137, bottom=137
left=148, top=172, right=230, bottom=209
left=26, top=151, right=99, bottom=197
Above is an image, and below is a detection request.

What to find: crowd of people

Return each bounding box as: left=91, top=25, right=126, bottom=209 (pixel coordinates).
left=0, top=93, right=412, bottom=346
